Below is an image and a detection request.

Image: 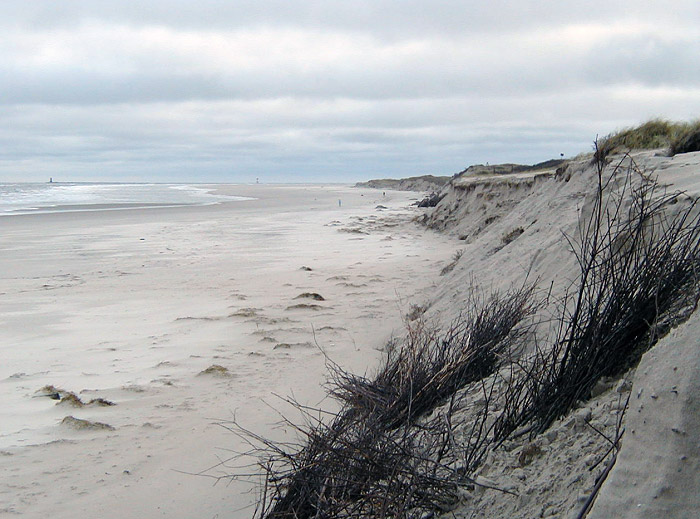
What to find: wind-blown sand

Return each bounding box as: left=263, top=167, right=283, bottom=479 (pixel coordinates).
left=0, top=185, right=455, bottom=518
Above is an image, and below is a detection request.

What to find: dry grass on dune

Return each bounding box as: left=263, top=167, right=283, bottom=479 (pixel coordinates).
left=670, top=120, right=700, bottom=155
left=597, top=118, right=700, bottom=160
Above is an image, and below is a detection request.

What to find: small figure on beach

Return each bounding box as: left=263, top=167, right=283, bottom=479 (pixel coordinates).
left=338, top=199, right=342, bottom=207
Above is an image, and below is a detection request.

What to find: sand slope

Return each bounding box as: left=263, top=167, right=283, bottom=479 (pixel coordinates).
left=419, top=150, right=700, bottom=519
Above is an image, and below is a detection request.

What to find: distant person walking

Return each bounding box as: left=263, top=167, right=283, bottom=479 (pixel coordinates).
left=338, top=199, right=342, bottom=207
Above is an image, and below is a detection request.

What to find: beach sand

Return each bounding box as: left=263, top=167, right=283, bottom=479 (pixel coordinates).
left=0, top=184, right=456, bottom=518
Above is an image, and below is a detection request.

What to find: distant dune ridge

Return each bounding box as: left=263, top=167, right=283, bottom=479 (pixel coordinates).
left=355, top=174, right=451, bottom=191
left=452, top=158, right=567, bottom=177
left=354, top=160, right=567, bottom=193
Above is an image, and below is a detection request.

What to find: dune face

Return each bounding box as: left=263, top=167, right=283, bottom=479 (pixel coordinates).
left=416, top=151, right=700, bottom=519
left=411, top=151, right=700, bottom=519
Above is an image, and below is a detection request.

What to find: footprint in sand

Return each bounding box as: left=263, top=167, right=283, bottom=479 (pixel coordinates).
left=286, top=303, right=324, bottom=311
left=336, top=282, right=367, bottom=288
left=316, top=325, right=343, bottom=332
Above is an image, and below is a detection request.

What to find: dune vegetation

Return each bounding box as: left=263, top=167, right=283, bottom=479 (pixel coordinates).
left=597, top=118, right=700, bottom=160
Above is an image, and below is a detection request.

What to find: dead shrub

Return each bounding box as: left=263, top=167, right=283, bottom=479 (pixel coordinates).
left=227, top=285, right=537, bottom=519
left=496, top=149, right=700, bottom=438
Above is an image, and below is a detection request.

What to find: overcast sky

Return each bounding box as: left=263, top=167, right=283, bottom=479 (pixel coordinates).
left=1, top=1, right=699, bottom=183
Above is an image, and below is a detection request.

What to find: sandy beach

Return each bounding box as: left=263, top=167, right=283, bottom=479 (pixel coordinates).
left=0, top=185, right=456, bottom=518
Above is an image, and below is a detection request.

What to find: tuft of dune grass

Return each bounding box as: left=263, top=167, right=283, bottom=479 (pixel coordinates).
left=597, top=119, right=683, bottom=158
left=670, top=120, right=700, bottom=155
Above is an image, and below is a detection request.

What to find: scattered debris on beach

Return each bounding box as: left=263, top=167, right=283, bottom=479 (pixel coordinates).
left=293, top=292, right=326, bottom=301
left=228, top=307, right=260, bottom=318
left=61, top=416, right=115, bottom=431
left=198, top=364, right=232, bottom=377
left=35, top=384, right=65, bottom=400
left=61, top=394, right=115, bottom=408
left=35, top=386, right=115, bottom=407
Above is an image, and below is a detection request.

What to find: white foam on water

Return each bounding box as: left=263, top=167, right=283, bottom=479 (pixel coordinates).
left=0, top=182, right=251, bottom=216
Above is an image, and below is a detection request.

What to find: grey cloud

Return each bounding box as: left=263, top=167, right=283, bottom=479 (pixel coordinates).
left=1, top=1, right=699, bottom=182
left=0, top=1, right=696, bottom=38
left=0, top=92, right=626, bottom=182
left=3, top=31, right=699, bottom=106
left=583, top=35, right=700, bottom=86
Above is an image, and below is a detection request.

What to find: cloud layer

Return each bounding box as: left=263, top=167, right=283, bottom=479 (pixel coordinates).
left=1, top=1, right=699, bottom=182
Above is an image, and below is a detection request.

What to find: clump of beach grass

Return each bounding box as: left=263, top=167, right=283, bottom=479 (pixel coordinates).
left=198, top=364, right=231, bottom=377
left=286, top=303, right=324, bottom=311
left=440, top=249, right=464, bottom=276
left=501, top=227, right=524, bottom=246
left=670, top=120, right=700, bottom=155
left=293, top=293, right=326, bottom=301
left=61, top=416, right=115, bottom=431
left=596, top=118, right=699, bottom=161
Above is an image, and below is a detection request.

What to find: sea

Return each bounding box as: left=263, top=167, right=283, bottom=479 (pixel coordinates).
left=0, top=182, right=249, bottom=216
